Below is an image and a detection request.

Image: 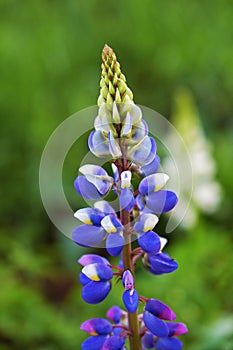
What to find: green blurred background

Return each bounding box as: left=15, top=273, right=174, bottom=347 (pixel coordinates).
left=0, top=0, right=233, bottom=349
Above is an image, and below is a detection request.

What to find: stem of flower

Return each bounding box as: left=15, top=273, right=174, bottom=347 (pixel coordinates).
left=121, top=208, right=141, bottom=350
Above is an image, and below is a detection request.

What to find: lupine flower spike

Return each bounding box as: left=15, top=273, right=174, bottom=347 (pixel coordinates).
left=72, top=45, right=188, bottom=349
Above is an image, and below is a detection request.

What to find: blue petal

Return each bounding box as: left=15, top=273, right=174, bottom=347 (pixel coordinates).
left=155, top=337, right=183, bottom=350
left=102, top=335, right=125, bottom=350
left=82, top=281, right=111, bottom=304
left=72, top=225, right=105, bottom=248
left=143, top=310, right=169, bottom=337
left=82, top=263, right=113, bottom=281
left=140, top=155, right=160, bottom=176
left=82, top=335, right=107, bottom=350
left=135, top=194, right=145, bottom=210
left=128, top=136, right=156, bottom=166
left=122, top=289, right=139, bottom=313
left=130, top=120, right=148, bottom=143
left=88, top=130, right=111, bottom=157
left=134, top=213, right=159, bottom=233
left=120, top=188, right=135, bottom=212
left=145, top=190, right=178, bottom=213
left=145, top=299, right=176, bottom=320
left=74, top=176, right=102, bottom=200
left=79, top=272, right=91, bottom=286
left=148, top=252, right=178, bottom=275
left=74, top=208, right=105, bottom=225
left=139, top=174, right=169, bottom=195
left=80, top=318, right=112, bottom=335
left=94, top=200, right=117, bottom=215
left=138, top=231, right=161, bottom=254
left=106, top=233, right=124, bottom=257
left=142, top=332, right=154, bottom=348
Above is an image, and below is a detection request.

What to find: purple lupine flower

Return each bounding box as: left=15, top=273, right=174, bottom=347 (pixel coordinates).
left=80, top=318, right=112, bottom=335
left=143, top=299, right=176, bottom=338
left=74, top=164, right=114, bottom=200
left=143, top=251, right=179, bottom=275
left=133, top=213, right=161, bottom=254
left=136, top=173, right=178, bottom=214
left=155, top=322, right=188, bottom=350
left=102, top=335, right=125, bottom=350
left=73, top=202, right=125, bottom=256
left=119, top=171, right=135, bottom=212
left=78, top=254, right=113, bottom=304
left=122, top=270, right=139, bottom=313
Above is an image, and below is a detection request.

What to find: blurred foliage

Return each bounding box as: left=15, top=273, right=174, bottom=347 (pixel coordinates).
left=0, top=0, right=232, bottom=349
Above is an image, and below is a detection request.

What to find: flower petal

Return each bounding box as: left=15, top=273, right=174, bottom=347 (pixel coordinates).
left=106, top=233, right=125, bottom=257
left=81, top=335, right=107, bottom=350
left=72, top=225, right=105, bottom=248
left=82, top=263, right=113, bottom=281
left=134, top=213, right=159, bottom=233
left=74, top=176, right=102, bottom=200
left=102, top=335, right=125, bottom=350
left=120, top=171, right=132, bottom=189
left=167, top=322, right=188, bottom=336
left=130, top=120, right=148, bottom=144
left=143, top=310, right=169, bottom=337
left=88, top=130, right=111, bottom=157
left=122, top=289, right=139, bottom=313
left=139, top=173, right=170, bottom=195
left=138, top=231, right=161, bottom=254
left=140, top=155, right=160, bottom=176
left=131, top=103, right=142, bottom=125
left=106, top=306, right=124, bottom=323
left=147, top=252, right=178, bottom=275
left=121, top=111, right=132, bottom=138
left=155, top=337, right=183, bottom=350
left=122, top=270, right=134, bottom=290
left=79, top=272, right=91, bottom=286
left=94, top=200, right=116, bottom=215
left=74, top=208, right=105, bottom=225
left=79, top=164, right=108, bottom=177
left=145, top=190, right=178, bottom=213
left=145, top=299, right=176, bottom=320
left=80, top=318, right=112, bottom=335
left=119, top=188, right=135, bottom=212
left=101, top=215, right=123, bottom=233
left=128, top=136, right=156, bottom=166
left=78, top=254, right=109, bottom=266
left=142, top=332, right=155, bottom=349
left=82, top=281, right=111, bottom=304
left=108, top=131, right=122, bottom=158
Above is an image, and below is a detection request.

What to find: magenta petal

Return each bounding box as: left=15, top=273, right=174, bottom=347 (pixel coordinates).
left=143, top=310, right=169, bottom=337
left=145, top=299, right=176, bottom=320
left=80, top=318, right=112, bottom=335
left=102, top=335, right=125, bottom=350
left=72, top=225, right=105, bottom=248
left=145, top=190, right=178, bottom=213
left=138, top=231, right=161, bottom=254
left=122, top=289, right=139, bottom=313
left=155, top=337, right=183, bottom=350
left=120, top=188, right=135, bottom=212
left=106, top=306, right=124, bottom=323
left=82, top=281, right=111, bottom=304
left=78, top=254, right=109, bottom=266
left=106, top=233, right=124, bottom=257
left=81, top=335, right=107, bottom=350
left=167, top=322, right=188, bottom=336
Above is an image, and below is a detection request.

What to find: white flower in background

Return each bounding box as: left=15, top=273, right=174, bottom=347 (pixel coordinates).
left=163, top=87, right=222, bottom=228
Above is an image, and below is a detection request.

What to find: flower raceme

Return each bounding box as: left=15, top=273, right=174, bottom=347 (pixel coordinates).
left=71, top=45, right=188, bottom=349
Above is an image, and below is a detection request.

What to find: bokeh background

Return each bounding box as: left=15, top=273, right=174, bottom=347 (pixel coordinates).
left=0, top=0, right=233, bottom=349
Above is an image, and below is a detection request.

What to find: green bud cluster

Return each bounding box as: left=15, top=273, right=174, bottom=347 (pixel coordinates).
left=98, top=45, right=133, bottom=107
